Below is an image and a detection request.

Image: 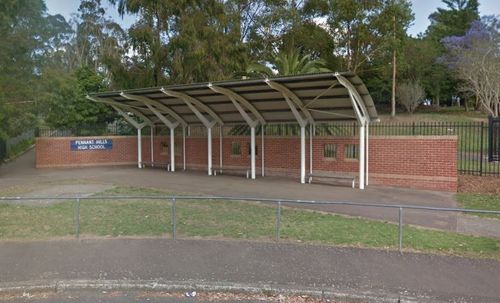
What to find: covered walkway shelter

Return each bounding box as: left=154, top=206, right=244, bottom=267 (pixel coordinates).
left=87, top=72, right=378, bottom=189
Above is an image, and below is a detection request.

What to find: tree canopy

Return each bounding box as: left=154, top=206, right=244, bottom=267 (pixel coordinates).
left=0, top=0, right=497, bottom=136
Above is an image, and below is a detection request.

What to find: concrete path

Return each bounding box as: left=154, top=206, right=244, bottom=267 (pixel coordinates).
left=0, top=290, right=265, bottom=303
left=0, top=238, right=498, bottom=302
left=1, top=288, right=282, bottom=303
left=0, top=151, right=458, bottom=228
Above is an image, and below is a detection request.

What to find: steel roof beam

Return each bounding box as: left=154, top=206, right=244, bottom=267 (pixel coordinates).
left=120, top=93, right=187, bottom=128
left=334, top=73, right=369, bottom=124
left=208, top=84, right=265, bottom=128
left=265, top=80, right=312, bottom=127
left=161, top=88, right=223, bottom=127
left=86, top=95, right=153, bottom=128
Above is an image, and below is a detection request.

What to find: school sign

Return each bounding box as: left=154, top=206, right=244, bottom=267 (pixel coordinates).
left=70, top=139, right=113, bottom=151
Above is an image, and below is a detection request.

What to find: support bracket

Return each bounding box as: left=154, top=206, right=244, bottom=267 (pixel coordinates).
left=208, top=84, right=265, bottom=127
left=120, top=93, right=187, bottom=127
left=265, top=79, right=313, bottom=127
left=161, top=88, right=223, bottom=127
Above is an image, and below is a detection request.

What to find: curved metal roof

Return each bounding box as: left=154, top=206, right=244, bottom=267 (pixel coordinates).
left=88, top=72, right=378, bottom=127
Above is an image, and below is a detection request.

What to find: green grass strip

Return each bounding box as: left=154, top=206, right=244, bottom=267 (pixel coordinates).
left=0, top=196, right=498, bottom=260
left=456, top=193, right=500, bottom=219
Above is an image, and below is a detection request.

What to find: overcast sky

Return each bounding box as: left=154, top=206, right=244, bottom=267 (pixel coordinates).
left=45, top=0, right=500, bottom=37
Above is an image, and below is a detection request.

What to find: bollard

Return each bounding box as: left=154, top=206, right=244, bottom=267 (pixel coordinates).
left=74, top=197, right=80, bottom=239
left=275, top=201, right=281, bottom=242
left=172, top=197, right=177, bottom=240
left=398, top=207, right=403, bottom=253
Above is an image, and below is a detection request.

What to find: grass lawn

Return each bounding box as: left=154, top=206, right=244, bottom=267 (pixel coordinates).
left=456, top=193, right=500, bottom=219
left=458, top=160, right=500, bottom=175
left=0, top=186, right=499, bottom=260
left=378, top=107, right=488, bottom=123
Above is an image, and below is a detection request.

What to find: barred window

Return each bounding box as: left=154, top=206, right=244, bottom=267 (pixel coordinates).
left=231, top=142, right=241, bottom=155
left=345, top=144, right=359, bottom=159
left=323, top=144, right=337, bottom=158
left=160, top=142, right=168, bottom=155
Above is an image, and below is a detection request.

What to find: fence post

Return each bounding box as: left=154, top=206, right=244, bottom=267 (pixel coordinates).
left=0, top=138, right=6, bottom=162
left=398, top=207, right=403, bottom=253
left=74, top=197, right=80, bottom=239
left=480, top=122, right=484, bottom=176
left=172, top=197, right=177, bottom=240
left=275, top=201, right=282, bottom=242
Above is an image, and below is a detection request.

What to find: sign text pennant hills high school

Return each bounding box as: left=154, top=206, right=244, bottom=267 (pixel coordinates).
left=70, top=139, right=113, bottom=151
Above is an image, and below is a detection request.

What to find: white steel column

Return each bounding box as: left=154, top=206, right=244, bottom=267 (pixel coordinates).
left=359, top=123, right=366, bottom=190
left=208, top=127, right=213, bottom=175
left=300, top=126, right=306, bottom=184
left=309, top=124, right=313, bottom=175
left=150, top=126, right=154, bottom=166
left=137, top=128, right=143, bottom=168
left=365, top=123, right=369, bottom=186
left=219, top=126, right=223, bottom=172
left=251, top=126, right=256, bottom=179
left=86, top=98, right=151, bottom=170
left=170, top=127, right=175, bottom=172
left=265, top=79, right=312, bottom=185
left=183, top=127, right=186, bottom=171
left=261, top=125, right=265, bottom=177
left=161, top=89, right=221, bottom=176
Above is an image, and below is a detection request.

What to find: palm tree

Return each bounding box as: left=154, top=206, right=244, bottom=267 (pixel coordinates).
left=242, top=49, right=331, bottom=78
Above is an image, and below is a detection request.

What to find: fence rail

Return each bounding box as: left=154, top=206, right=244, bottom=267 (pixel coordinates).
left=1, top=195, right=499, bottom=253
left=369, top=121, right=499, bottom=176
left=36, top=125, right=135, bottom=137
left=0, top=129, right=35, bottom=162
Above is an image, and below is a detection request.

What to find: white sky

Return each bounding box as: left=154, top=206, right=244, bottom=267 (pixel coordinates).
left=45, top=0, right=500, bottom=37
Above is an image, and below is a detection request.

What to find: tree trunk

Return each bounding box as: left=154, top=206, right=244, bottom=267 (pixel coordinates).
left=391, top=13, right=396, bottom=118
left=391, top=49, right=396, bottom=118
left=474, top=95, right=481, bottom=111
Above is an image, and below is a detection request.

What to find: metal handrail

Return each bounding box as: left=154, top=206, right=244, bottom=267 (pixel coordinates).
left=0, top=195, right=498, bottom=253
left=1, top=195, right=499, bottom=215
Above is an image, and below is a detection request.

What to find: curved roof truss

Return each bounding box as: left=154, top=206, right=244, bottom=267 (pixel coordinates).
left=88, top=72, right=378, bottom=128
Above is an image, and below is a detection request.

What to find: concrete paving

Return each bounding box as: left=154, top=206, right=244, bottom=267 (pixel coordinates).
left=0, top=289, right=266, bottom=303
left=1, top=152, right=499, bottom=302
left=0, top=150, right=460, bottom=230
left=0, top=239, right=498, bottom=302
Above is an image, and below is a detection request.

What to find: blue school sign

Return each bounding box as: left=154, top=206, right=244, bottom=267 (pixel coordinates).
left=70, top=139, right=113, bottom=151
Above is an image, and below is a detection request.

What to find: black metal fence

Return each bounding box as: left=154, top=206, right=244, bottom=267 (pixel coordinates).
left=36, top=124, right=136, bottom=137
left=369, top=121, right=499, bottom=177
left=0, top=138, right=6, bottom=162
left=489, top=116, right=500, bottom=162
left=36, top=121, right=500, bottom=177
left=0, top=129, right=35, bottom=162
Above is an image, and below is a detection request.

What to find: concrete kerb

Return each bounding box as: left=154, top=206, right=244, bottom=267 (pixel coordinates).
left=0, top=279, right=433, bottom=303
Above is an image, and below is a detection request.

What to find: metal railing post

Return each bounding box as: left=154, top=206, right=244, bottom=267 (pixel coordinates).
left=275, top=201, right=281, bottom=242
left=172, top=197, right=177, bottom=240
left=74, top=197, right=80, bottom=239
left=398, top=207, right=403, bottom=253
left=480, top=121, right=484, bottom=176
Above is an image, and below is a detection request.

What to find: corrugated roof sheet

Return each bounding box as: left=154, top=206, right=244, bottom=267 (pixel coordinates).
left=90, top=72, right=378, bottom=125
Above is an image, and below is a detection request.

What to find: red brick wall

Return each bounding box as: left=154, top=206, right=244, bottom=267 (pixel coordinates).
left=36, top=135, right=458, bottom=191
left=36, top=136, right=171, bottom=168
left=37, top=136, right=138, bottom=168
